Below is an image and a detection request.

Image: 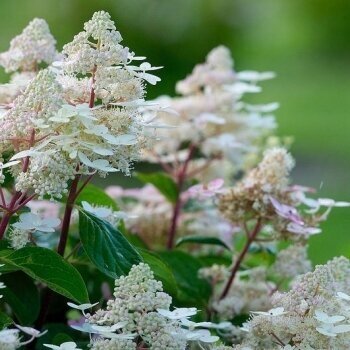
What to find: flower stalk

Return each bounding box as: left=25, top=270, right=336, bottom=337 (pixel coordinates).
left=0, top=129, right=36, bottom=239
left=166, top=143, right=196, bottom=250
left=219, top=218, right=262, bottom=300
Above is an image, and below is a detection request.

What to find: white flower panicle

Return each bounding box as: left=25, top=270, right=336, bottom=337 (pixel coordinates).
left=0, top=18, right=57, bottom=73
left=218, top=147, right=328, bottom=239
left=241, top=257, right=350, bottom=349
left=15, top=151, right=76, bottom=199
left=59, top=10, right=159, bottom=104
left=0, top=69, right=63, bottom=152
left=68, top=263, right=220, bottom=349
left=0, top=71, right=37, bottom=105
left=86, top=263, right=178, bottom=349
left=142, top=45, right=277, bottom=178
left=8, top=227, right=31, bottom=250
left=7, top=211, right=60, bottom=249
left=272, top=244, right=312, bottom=280
left=41, top=11, right=159, bottom=177
left=219, top=147, right=294, bottom=221
left=210, top=267, right=274, bottom=321
left=0, top=329, right=21, bottom=350
left=246, top=147, right=295, bottom=193
left=0, top=325, right=46, bottom=350
left=1, top=11, right=162, bottom=199
left=175, top=45, right=235, bottom=95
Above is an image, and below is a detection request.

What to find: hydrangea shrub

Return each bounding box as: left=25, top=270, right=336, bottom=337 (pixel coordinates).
left=0, top=10, right=349, bottom=350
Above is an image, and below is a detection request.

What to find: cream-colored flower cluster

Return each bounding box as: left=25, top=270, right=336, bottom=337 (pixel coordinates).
left=142, top=45, right=277, bottom=179
left=0, top=18, right=57, bottom=73
left=218, top=147, right=331, bottom=239
left=0, top=11, right=161, bottom=199
left=219, top=147, right=295, bottom=223
left=200, top=245, right=312, bottom=325
left=0, top=18, right=57, bottom=105
left=240, top=257, right=350, bottom=349
left=211, top=267, right=274, bottom=321
left=272, top=244, right=312, bottom=280
left=0, top=69, right=63, bottom=153
left=82, top=263, right=221, bottom=349
left=87, top=263, right=180, bottom=349
left=106, top=185, right=174, bottom=247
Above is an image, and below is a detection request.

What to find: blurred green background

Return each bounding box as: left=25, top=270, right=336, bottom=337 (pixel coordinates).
left=0, top=0, right=349, bottom=263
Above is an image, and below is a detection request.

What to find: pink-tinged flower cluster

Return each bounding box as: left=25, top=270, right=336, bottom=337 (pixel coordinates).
left=141, top=45, right=277, bottom=183
left=186, top=178, right=224, bottom=200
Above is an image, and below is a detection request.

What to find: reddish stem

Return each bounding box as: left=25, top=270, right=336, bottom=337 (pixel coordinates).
left=89, top=65, right=97, bottom=108
left=57, top=174, right=80, bottom=256
left=73, top=173, right=95, bottom=202
left=13, top=194, right=36, bottom=212
left=0, top=213, right=11, bottom=239
left=219, top=218, right=262, bottom=300
left=166, top=144, right=196, bottom=250
left=0, top=129, right=36, bottom=239
left=36, top=172, right=93, bottom=331
left=0, top=191, right=21, bottom=239
left=0, top=188, right=5, bottom=206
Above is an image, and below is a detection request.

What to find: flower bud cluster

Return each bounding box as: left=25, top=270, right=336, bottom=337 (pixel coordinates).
left=90, top=339, right=136, bottom=350
left=219, top=147, right=294, bottom=222
left=142, top=45, right=277, bottom=180
left=87, top=263, right=204, bottom=349
left=1, top=11, right=161, bottom=199
left=211, top=267, right=274, bottom=320
left=0, top=18, right=57, bottom=73
left=8, top=228, right=30, bottom=250
left=272, top=244, right=312, bottom=280
left=241, top=257, right=350, bottom=349
left=0, top=69, right=63, bottom=153
left=15, top=152, right=76, bottom=200
left=0, top=329, right=21, bottom=350
left=218, top=147, right=326, bottom=239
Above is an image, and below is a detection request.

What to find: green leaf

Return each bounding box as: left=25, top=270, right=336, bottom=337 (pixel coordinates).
left=0, top=247, right=89, bottom=304
left=79, top=210, right=142, bottom=278
left=245, top=245, right=276, bottom=267
left=0, top=312, right=12, bottom=330
left=198, top=255, right=232, bottom=267
left=1, top=272, right=40, bottom=324
left=138, top=249, right=177, bottom=297
left=75, top=183, right=119, bottom=210
left=176, top=235, right=231, bottom=250
left=52, top=333, right=74, bottom=345
left=124, top=232, right=148, bottom=249
left=157, top=251, right=211, bottom=307
left=35, top=324, right=78, bottom=350
left=137, top=172, right=179, bottom=203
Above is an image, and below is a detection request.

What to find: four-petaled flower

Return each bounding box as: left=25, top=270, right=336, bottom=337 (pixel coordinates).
left=314, top=310, right=350, bottom=337
left=13, top=212, right=60, bottom=232
left=44, top=342, right=82, bottom=350
left=157, top=307, right=198, bottom=320
left=251, top=307, right=287, bottom=316
left=187, top=179, right=224, bottom=200
left=269, top=196, right=304, bottom=225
